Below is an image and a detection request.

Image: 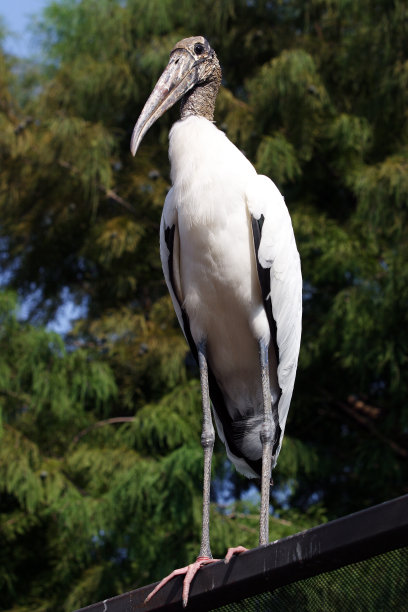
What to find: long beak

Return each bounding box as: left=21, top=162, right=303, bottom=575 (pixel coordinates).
left=130, top=50, right=202, bottom=156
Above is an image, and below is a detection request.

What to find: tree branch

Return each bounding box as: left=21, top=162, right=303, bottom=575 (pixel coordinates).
left=338, top=401, right=408, bottom=460
left=0, top=388, right=31, bottom=404
left=72, top=416, right=136, bottom=444
left=318, top=387, right=407, bottom=460
left=57, top=159, right=137, bottom=216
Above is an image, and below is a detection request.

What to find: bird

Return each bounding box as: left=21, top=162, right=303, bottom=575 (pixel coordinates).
left=130, top=36, right=302, bottom=607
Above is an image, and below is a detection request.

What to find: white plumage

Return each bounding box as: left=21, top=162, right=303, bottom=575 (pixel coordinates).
left=160, top=115, right=301, bottom=477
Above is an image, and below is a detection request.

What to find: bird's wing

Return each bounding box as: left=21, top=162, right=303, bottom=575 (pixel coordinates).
left=160, top=188, right=265, bottom=478
left=160, top=189, right=198, bottom=360
left=246, top=174, right=302, bottom=460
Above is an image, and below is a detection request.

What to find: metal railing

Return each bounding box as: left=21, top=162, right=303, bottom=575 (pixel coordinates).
left=75, top=494, right=408, bottom=612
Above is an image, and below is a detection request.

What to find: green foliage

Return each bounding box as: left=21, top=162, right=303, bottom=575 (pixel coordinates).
left=256, top=133, right=302, bottom=186
left=1, top=0, right=408, bottom=609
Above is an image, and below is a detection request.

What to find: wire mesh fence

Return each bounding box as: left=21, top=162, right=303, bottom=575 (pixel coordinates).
left=215, top=546, right=408, bottom=612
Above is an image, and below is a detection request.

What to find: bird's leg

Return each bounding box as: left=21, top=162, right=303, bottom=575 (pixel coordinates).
left=259, top=339, right=272, bottom=546
left=197, top=341, right=247, bottom=565
left=197, top=339, right=215, bottom=560
left=145, top=340, right=219, bottom=608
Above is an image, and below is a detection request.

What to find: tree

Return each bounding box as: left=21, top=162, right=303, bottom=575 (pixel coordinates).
left=0, top=1, right=407, bottom=609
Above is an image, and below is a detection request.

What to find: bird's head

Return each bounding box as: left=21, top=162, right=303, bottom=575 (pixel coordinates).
left=131, top=36, right=221, bottom=156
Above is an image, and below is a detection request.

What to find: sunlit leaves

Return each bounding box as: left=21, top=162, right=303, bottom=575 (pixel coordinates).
left=256, top=133, right=302, bottom=186
left=249, top=49, right=330, bottom=160
left=351, top=150, right=408, bottom=236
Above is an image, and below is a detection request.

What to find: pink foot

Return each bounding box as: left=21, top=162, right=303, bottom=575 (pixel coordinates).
left=224, top=545, right=248, bottom=564
left=144, top=555, right=219, bottom=608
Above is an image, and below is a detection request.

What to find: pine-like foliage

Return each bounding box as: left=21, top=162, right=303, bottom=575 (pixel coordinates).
left=0, top=292, right=309, bottom=610
left=1, top=1, right=407, bottom=609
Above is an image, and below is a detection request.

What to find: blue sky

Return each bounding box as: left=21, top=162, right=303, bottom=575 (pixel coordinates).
left=1, top=1, right=87, bottom=333
left=0, top=0, right=50, bottom=56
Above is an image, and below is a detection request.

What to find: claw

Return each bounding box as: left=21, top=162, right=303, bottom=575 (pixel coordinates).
left=224, top=545, right=247, bottom=564
left=144, top=555, right=219, bottom=608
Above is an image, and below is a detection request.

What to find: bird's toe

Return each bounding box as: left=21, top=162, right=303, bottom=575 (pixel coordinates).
left=144, top=556, right=219, bottom=608
left=224, top=545, right=248, bottom=564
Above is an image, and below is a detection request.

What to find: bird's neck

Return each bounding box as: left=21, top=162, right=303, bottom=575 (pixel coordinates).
left=180, top=77, right=220, bottom=122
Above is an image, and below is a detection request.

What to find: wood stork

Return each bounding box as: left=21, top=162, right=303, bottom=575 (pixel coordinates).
left=131, top=36, right=302, bottom=607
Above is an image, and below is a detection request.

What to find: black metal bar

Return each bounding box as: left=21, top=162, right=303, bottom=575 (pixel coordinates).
left=75, top=494, right=408, bottom=612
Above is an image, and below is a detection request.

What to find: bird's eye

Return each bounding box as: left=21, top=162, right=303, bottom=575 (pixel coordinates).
left=194, top=43, right=205, bottom=55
